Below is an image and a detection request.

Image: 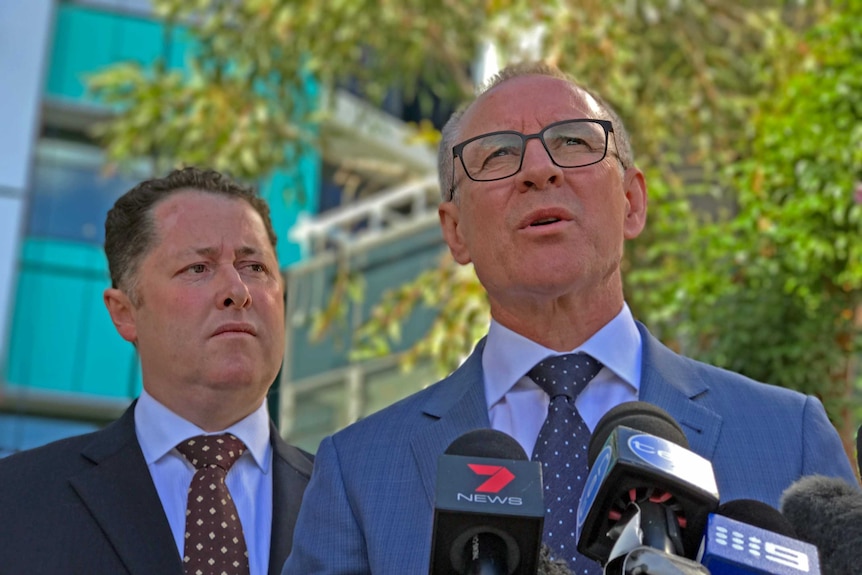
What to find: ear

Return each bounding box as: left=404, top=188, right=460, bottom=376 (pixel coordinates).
left=438, top=201, right=472, bottom=265
left=622, top=167, right=648, bottom=239
left=103, top=288, right=138, bottom=343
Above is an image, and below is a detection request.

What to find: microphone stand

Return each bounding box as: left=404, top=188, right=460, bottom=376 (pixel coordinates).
left=602, top=502, right=710, bottom=575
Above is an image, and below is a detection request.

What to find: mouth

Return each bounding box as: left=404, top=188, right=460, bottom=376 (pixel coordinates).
left=529, top=217, right=562, bottom=227
left=519, top=208, right=573, bottom=229
left=212, top=324, right=257, bottom=337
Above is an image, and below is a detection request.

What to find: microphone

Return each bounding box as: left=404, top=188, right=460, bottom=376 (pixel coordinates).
left=780, top=475, right=862, bottom=575
left=576, top=401, right=719, bottom=571
left=698, top=499, right=821, bottom=574
left=537, top=543, right=574, bottom=575
left=428, top=429, right=545, bottom=575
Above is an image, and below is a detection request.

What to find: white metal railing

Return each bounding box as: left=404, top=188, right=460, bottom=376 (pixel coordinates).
left=290, top=175, right=440, bottom=256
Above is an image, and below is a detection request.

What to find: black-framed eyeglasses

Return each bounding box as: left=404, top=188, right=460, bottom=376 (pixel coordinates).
left=450, top=119, right=615, bottom=199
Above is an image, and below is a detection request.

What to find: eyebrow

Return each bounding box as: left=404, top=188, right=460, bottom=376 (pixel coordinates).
left=189, top=246, right=262, bottom=258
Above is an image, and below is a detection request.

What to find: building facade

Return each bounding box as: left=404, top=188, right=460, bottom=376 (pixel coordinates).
left=0, top=0, right=445, bottom=455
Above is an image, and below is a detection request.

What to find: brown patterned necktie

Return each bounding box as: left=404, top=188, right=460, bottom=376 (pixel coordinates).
left=175, top=434, right=250, bottom=575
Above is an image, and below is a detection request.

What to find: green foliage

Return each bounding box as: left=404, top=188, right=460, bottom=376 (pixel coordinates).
left=88, top=0, right=862, bottom=452
left=89, top=1, right=797, bottom=188
left=350, top=253, right=489, bottom=375
left=678, top=4, right=862, bottom=452
left=88, top=0, right=493, bottom=176
left=89, top=61, right=310, bottom=179
left=308, top=262, right=366, bottom=351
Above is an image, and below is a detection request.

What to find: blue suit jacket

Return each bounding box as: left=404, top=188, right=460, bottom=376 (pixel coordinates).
left=0, top=403, right=313, bottom=575
left=283, top=323, right=856, bottom=574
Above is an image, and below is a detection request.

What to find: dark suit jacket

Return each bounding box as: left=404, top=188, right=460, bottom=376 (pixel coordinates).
left=283, top=322, right=857, bottom=574
left=0, top=403, right=313, bottom=575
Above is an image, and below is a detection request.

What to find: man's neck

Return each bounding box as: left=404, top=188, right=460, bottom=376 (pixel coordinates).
left=489, top=290, right=624, bottom=351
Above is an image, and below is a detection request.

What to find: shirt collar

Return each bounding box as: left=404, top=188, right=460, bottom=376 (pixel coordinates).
left=134, top=389, right=272, bottom=472
left=482, top=303, right=642, bottom=409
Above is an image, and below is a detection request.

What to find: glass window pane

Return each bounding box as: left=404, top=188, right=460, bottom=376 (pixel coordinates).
left=0, top=413, right=100, bottom=458
left=27, top=140, right=149, bottom=244
left=290, top=382, right=350, bottom=453
left=362, top=361, right=436, bottom=418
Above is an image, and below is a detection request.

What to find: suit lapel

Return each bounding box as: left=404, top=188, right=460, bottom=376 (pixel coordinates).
left=636, top=322, right=722, bottom=460
left=403, top=326, right=723, bottom=511
left=69, top=406, right=183, bottom=575
left=268, top=423, right=313, bottom=575
left=411, top=340, right=491, bottom=506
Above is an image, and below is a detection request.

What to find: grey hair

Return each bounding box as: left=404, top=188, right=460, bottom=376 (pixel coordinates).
left=438, top=61, right=635, bottom=201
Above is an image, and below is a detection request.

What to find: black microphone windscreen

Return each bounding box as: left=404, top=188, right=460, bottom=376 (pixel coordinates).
left=432, top=429, right=543, bottom=574
left=780, top=475, right=862, bottom=575
left=588, top=401, right=688, bottom=467
left=444, top=428, right=528, bottom=461
left=537, top=543, right=573, bottom=575
left=716, top=499, right=796, bottom=538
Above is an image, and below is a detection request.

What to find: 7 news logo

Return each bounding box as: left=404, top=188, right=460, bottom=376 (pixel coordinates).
left=455, top=463, right=523, bottom=505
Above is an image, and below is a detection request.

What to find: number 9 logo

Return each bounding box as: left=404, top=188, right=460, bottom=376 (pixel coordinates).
left=764, top=542, right=810, bottom=572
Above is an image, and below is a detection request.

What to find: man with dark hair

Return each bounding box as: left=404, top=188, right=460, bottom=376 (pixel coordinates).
left=283, top=62, right=856, bottom=574
left=0, top=166, right=312, bottom=575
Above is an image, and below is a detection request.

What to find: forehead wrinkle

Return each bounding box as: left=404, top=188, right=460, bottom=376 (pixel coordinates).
left=464, top=77, right=605, bottom=138
left=162, top=244, right=263, bottom=264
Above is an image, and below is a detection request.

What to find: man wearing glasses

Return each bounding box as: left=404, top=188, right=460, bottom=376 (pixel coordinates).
left=283, top=62, right=855, bottom=574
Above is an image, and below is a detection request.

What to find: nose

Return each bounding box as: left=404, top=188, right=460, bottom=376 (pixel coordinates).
left=216, top=267, right=252, bottom=309
left=515, top=137, right=563, bottom=191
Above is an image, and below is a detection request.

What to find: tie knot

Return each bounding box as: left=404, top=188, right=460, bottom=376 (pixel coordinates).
left=176, top=433, right=246, bottom=471
left=528, top=353, right=603, bottom=399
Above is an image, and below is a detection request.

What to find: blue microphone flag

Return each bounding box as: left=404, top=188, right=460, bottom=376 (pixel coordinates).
left=576, top=424, right=720, bottom=562
left=698, top=513, right=820, bottom=575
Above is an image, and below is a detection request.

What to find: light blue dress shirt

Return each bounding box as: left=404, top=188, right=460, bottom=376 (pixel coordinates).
left=134, top=390, right=273, bottom=575
left=483, top=303, right=643, bottom=457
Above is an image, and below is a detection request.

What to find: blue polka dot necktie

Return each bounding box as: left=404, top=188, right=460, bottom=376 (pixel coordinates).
left=529, top=354, right=604, bottom=575
left=176, top=434, right=250, bottom=575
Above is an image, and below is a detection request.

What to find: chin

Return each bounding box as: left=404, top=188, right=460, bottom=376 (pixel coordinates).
left=207, top=363, right=269, bottom=389
left=521, top=268, right=582, bottom=292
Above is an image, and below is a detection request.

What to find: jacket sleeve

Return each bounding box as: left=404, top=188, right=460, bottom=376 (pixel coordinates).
left=281, top=435, right=370, bottom=575
left=801, top=394, right=858, bottom=485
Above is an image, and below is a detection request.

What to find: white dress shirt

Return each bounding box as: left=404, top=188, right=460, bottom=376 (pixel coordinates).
left=482, top=303, right=642, bottom=457
left=134, top=390, right=274, bottom=575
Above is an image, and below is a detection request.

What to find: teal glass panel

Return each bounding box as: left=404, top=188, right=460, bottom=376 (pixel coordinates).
left=17, top=3, right=321, bottom=405
left=0, top=413, right=101, bottom=458
left=5, top=239, right=140, bottom=399
left=46, top=4, right=165, bottom=102
left=43, top=3, right=320, bottom=257
left=27, top=141, right=146, bottom=244
left=260, top=155, right=320, bottom=268
left=290, top=382, right=345, bottom=453
left=287, top=223, right=446, bottom=381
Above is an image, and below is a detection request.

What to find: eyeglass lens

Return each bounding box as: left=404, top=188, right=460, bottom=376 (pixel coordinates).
left=459, top=120, right=609, bottom=181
